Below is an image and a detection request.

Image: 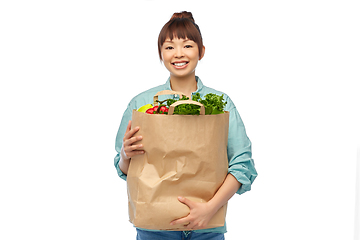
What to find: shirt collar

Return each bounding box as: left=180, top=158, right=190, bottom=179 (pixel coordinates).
left=165, top=76, right=204, bottom=93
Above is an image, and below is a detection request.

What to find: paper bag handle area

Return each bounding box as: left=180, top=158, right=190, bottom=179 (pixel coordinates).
left=153, top=90, right=187, bottom=106
left=168, top=100, right=205, bottom=115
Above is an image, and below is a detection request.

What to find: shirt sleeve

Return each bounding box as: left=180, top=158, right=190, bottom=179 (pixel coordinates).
left=226, top=100, right=258, bottom=195
left=114, top=102, right=134, bottom=181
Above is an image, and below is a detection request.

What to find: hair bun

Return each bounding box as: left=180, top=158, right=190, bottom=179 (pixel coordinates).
left=170, top=11, right=195, bottom=22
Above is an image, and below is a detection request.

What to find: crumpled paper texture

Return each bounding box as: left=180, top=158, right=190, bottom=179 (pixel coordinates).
left=127, top=110, right=229, bottom=230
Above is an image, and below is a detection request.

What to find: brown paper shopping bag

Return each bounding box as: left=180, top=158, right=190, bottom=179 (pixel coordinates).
left=127, top=90, right=229, bottom=230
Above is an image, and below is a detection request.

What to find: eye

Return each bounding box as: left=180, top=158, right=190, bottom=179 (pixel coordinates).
left=165, top=46, right=174, bottom=50
left=184, top=45, right=193, bottom=48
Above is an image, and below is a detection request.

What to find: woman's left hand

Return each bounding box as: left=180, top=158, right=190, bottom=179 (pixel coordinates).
left=170, top=196, right=217, bottom=229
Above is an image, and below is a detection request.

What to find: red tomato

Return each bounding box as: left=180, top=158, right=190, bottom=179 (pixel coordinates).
left=145, top=108, right=154, bottom=114
left=153, top=106, right=159, bottom=113
left=159, top=106, right=167, bottom=114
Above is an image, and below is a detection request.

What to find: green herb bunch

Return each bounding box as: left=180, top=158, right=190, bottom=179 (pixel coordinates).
left=165, top=93, right=227, bottom=115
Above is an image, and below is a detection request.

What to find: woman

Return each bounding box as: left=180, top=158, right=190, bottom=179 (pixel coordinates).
left=114, top=11, right=257, bottom=240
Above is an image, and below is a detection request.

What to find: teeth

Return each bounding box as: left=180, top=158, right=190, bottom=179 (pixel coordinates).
left=174, top=62, right=187, bottom=66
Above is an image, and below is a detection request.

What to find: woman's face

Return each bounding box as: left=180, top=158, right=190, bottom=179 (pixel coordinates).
left=161, top=37, right=204, bottom=79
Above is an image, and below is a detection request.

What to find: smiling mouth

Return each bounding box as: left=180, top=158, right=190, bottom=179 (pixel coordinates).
left=172, top=62, right=188, bottom=67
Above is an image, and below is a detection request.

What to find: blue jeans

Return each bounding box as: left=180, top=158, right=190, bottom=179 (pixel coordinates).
left=136, top=229, right=225, bottom=240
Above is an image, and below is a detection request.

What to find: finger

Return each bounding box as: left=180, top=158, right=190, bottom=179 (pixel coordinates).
left=124, top=135, right=143, bottom=147
left=178, top=196, right=194, bottom=209
left=186, top=223, right=202, bottom=230
left=186, top=219, right=206, bottom=230
left=126, top=150, right=145, bottom=158
left=186, top=223, right=195, bottom=229
left=125, top=126, right=139, bottom=139
left=123, top=138, right=143, bottom=156
left=124, top=141, right=144, bottom=155
left=125, top=143, right=143, bottom=153
left=170, top=215, right=191, bottom=226
left=123, top=126, right=140, bottom=142
left=125, top=120, right=132, bottom=134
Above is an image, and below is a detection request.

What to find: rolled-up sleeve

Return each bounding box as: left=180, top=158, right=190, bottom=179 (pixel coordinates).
left=114, top=103, right=134, bottom=181
left=226, top=101, right=257, bottom=195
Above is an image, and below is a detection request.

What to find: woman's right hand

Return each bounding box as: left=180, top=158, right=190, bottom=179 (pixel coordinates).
left=121, top=120, right=145, bottom=160
left=119, top=120, right=145, bottom=175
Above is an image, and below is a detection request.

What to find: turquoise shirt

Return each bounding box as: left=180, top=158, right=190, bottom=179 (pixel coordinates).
left=114, top=76, right=257, bottom=233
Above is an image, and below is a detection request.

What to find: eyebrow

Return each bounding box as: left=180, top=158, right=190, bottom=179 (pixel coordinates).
left=164, top=39, right=192, bottom=43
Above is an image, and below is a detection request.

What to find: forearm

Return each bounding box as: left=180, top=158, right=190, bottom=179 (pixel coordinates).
left=208, top=173, right=241, bottom=213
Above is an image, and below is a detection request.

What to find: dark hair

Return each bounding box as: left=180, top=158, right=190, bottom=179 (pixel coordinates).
left=158, top=11, right=203, bottom=60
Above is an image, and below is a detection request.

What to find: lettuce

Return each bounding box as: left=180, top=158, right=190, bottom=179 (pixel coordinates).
left=164, top=93, right=227, bottom=115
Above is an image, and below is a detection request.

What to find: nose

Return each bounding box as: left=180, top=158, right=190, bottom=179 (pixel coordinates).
left=174, top=48, right=184, bottom=58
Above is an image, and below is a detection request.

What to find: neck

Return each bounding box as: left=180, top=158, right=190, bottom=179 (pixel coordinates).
left=170, top=74, right=197, bottom=98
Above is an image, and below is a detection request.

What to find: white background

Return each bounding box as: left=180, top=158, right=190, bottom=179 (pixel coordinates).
left=0, top=0, right=359, bottom=239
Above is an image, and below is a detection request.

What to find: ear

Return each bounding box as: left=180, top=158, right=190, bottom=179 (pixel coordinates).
left=199, top=46, right=205, bottom=60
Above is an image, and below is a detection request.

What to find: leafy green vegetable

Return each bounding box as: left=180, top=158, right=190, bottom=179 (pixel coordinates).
left=166, top=95, right=189, bottom=107
left=192, top=93, right=227, bottom=115
left=157, top=93, right=227, bottom=115
left=172, top=103, right=201, bottom=115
